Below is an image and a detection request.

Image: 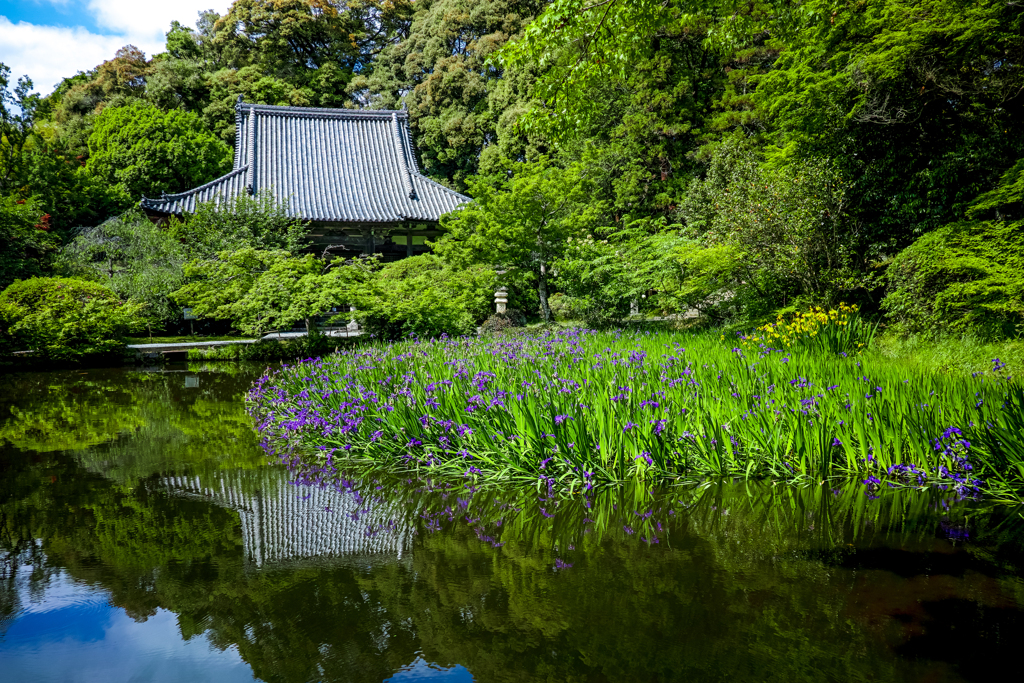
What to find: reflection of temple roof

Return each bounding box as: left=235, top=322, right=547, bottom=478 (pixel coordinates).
left=158, top=470, right=411, bottom=568
left=140, top=101, right=468, bottom=223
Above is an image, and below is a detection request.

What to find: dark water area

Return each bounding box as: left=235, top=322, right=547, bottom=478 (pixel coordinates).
left=2, top=364, right=1024, bottom=683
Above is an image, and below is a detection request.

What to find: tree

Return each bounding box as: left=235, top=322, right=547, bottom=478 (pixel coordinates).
left=18, top=147, right=129, bottom=235
left=678, top=144, right=866, bottom=316
left=752, top=0, right=1024, bottom=251
left=0, top=196, right=58, bottom=291
left=555, top=218, right=688, bottom=324
left=0, top=63, right=40, bottom=195
left=357, top=0, right=545, bottom=189
left=352, top=254, right=495, bottom=339
left=145, top=2, right=415, bottom=142
left=0, top=277, right=145, bottom=359
left=86, top=100, right=231, bottom=199
left=168, top=191, right=309, bottom=261
left=434, top=158, right=601, bottom=322
left=35, top=46, right=152, bottom=163
left=171, top=249, right=365, bottom=336
left=59, top=208, right=187, bottom=330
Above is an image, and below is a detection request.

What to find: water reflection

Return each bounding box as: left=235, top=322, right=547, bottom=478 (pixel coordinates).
left=1, top=364, right=1024, bottom=682
left=157, top=470, right=411, bottom=567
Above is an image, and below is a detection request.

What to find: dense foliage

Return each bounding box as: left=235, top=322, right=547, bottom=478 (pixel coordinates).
left=86, top=100, right=232, bottom=199
left=0, top=277, right=145, bottom=359
left=172, top=248, right=362, bottom=336
left=0, top=196, right=58, bottom=290
left=352, top=254, right=496, bottom=339
left=1, top=0, right=1022, bottom=346
left=59, top=208, right=186, bottom=328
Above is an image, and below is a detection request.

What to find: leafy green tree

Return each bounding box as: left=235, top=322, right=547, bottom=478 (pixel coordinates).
left=168, top=192, right=309, bottom=261
left=357, top=0, right=545, bottom=188
left=59, top=208, right=187, bottom=330
left=435, top=158, right=601, bottom=322
left=352, top=254, right=495, bottom=339
left=34, top=46, right=152, bottom=163
left=172, top=249, right=364, bottom=336
left=0, top=63, right=41, bottom=195
left=753, top=0, right=1024, bottom=250
left=17, top=148, right=129, bottom=235
left=678, top=145, right=867, bottom=316
left=86, top=100, right=231, bottom=199
left=555, top=218, right=688, bottom=324
left=0, top=197, right=58, bottom=291
left=146, top=2, right=415, bottom=142
left=0, top=277, right=145, bottom=359
left=501, top=1, right=740, bottom=216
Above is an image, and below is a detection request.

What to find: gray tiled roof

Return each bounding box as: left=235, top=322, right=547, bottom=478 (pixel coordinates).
left=140, top=101, right=468, bottom=223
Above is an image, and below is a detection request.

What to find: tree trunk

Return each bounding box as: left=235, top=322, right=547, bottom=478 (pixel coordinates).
left=538, top=261, right=552, bottom=323
left=305, top=317, right=313, bottom=335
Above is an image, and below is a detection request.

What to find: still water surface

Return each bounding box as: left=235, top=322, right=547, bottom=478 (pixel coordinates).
left=2, top=363, right=1024, bottom=682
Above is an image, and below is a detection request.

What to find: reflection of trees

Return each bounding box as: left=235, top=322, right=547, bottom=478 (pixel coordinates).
left=0, top=366, right=267, bottom=484
left=0, top=373, right=145, bottom=453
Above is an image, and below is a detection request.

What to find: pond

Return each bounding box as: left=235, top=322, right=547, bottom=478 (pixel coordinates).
left=2, top=363, right=1023, bottom=683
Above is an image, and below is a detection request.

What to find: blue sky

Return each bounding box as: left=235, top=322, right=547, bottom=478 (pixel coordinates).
left=0, top=568, right=256, bottom=683
left=1, top=1, right=108, bottom=33
left=0, top=1, right=230, bottom=96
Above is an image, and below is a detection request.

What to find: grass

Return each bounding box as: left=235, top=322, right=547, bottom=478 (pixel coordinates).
left=248, top=312, right=1024, bottom=502
left=874, top=333, right=1024, bottom=376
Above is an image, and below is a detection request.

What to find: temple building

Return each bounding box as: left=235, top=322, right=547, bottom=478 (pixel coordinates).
left=140, top=98, right=468, bottom=260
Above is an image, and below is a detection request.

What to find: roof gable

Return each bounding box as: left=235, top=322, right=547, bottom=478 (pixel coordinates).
left=141, top=100, right=468, bottom=223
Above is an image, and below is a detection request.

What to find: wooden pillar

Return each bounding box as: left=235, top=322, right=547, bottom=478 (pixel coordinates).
left=365, top=230, right=375, bottom=255
left=406, top=224, right=413, bottom=258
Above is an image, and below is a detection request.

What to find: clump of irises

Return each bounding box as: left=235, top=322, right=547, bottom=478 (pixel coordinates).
left=248, top=327, right=1023, bottom=501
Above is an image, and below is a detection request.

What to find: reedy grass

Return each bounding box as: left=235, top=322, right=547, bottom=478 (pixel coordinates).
left=248, top=322, right=1023, bottom=501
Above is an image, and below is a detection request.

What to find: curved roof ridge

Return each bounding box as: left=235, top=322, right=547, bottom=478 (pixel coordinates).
left=141, top=165, right=248, bottom=203
left=243, top=102, right=408, bottom=119
left=411, top=171, right=469, bottom=201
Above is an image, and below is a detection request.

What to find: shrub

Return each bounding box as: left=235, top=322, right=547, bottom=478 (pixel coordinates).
left=173, top=249, right=363, bottom=337
left=0, top=277, right=146, bottom=359
left=678, top=145, right=868, bottom=316
left=168, top=192, right=309, bottom=260
left=351, top=255, right=495, bottom=340
left=480, top=310, right=526, bottom=336
left=883, top=220, right=1024, bottom=339
left=546, top=293, right=575, bottom=322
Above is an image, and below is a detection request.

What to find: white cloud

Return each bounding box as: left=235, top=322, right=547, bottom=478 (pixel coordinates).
left=0, top=2, right=231, bottom=96
left=87, top=1, right=229, bottom=42
left=0, top=17, right=155, bottom=95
